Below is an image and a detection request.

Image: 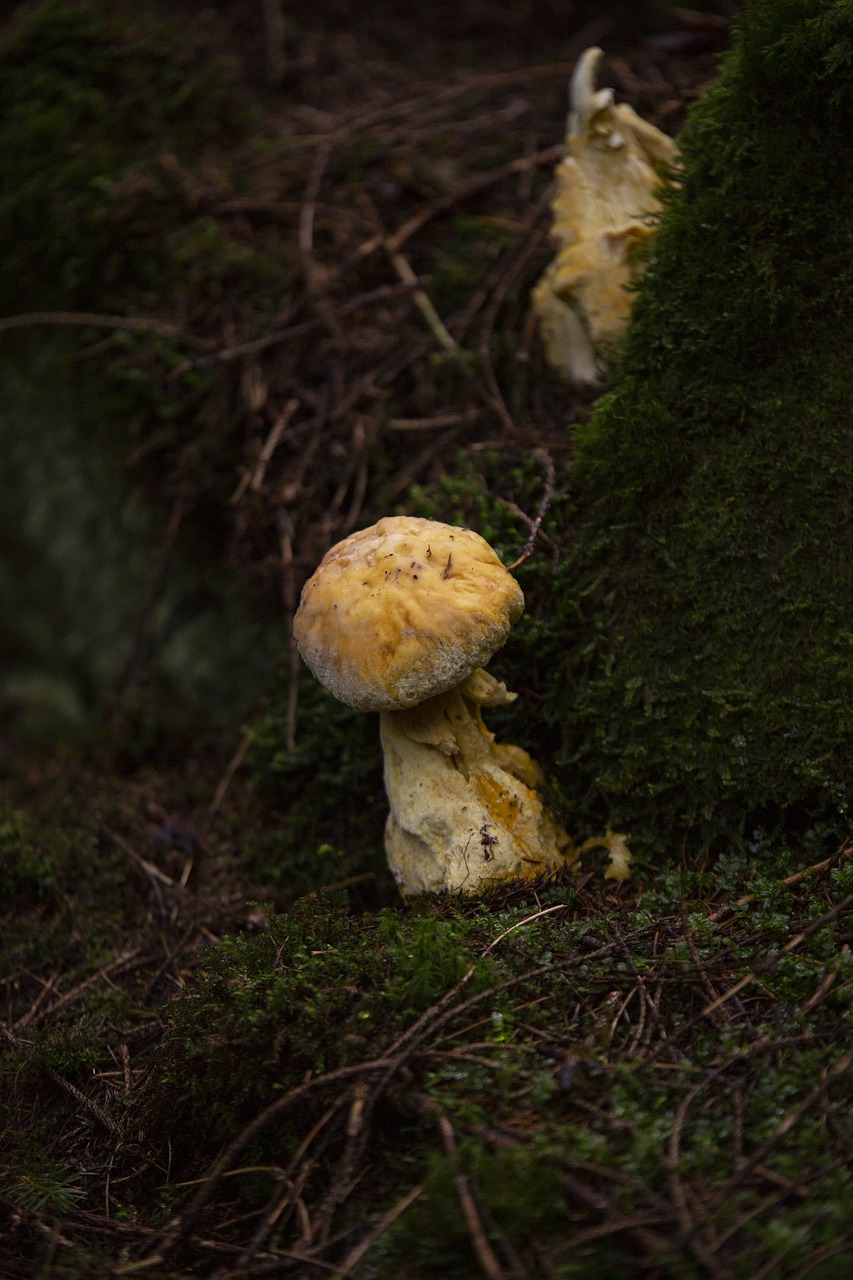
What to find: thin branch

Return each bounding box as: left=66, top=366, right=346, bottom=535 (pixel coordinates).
left=8, top=949, right=144, bottom=1032
left=721, top=1046, right=853, bottom=1198
left=300, top=142, right=333, bottom=262
left=386, top=246, right=457, bottom=350
left=507, top=449, right=556, bottom=570
left=386, top=144, right=565, bottom=253
left=140, top=1058, right=402, bottom=1262
left=438, top=1116, right=505, bottom=1280
left=208, top=729, right=254, bottom=819
left=0, top=310, right=211, bottom=348
left=172, top=278, right=424, bottom=374
left=329, top=1182, right=425, bottom=1280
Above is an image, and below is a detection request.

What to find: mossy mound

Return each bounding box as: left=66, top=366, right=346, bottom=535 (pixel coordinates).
left=545, top=0, right=853, bottom=853
left=5, top=776, right=853, bottom=1276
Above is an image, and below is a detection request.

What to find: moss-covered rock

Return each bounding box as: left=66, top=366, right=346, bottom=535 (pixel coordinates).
left=544, top=0, right=853, bottom=854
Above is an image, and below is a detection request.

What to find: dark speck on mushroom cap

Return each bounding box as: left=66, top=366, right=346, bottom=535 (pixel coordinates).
left=293, top=516, right=524, bottom=711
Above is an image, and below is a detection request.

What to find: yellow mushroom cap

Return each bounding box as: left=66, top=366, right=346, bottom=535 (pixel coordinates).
left=293, top=516, right=524, bottom=711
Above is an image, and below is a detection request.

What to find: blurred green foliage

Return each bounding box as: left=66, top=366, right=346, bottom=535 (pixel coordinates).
left=0, top=0, right=288, bottom=744
left=0, top=0, right=247, bottom=314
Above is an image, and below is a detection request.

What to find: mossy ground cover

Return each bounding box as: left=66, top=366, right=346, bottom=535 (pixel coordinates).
left=2, top=1, right=852, bottom=1276
left=2, top=764, right=852, bottom=1276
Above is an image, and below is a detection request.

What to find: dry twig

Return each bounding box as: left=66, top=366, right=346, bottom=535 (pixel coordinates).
left=507, top=448, right=556, bottom=570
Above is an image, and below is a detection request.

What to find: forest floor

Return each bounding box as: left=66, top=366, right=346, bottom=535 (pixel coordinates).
left=3, top=3, right=853, bottom=1278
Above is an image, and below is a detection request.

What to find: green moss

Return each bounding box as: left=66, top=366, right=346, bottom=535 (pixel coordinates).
left=139, top=902, right=496, bottom=1167
left=1, top=802, right=113, bottom=917
left=0, top=801, right=142, bottom=1016
left=428, top=214, right=517, bottom=315
left=3, top=810, right=851, bottom=1274
left=247, top=666, right=389, bottom=894
left=531, top=0, right=853, bottom=852
left=380, top=1141, right=567, bottom=1278
left=374, top=851, right=853, bottom=1277
left=0, top=0, right=249, bottom=314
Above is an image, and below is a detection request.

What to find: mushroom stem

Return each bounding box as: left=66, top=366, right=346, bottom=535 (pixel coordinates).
left=380, top=669, right=578, bottom=896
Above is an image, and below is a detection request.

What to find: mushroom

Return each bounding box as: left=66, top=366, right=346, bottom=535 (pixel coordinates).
left=293, top=516, right=581, bottom=895
left=531, top=47, right=678, bottom=388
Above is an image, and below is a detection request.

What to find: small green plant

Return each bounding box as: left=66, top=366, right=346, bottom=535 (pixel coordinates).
left=381, top=912, right=484, bottom=1009
left=6, top=1163, right=86, bottom=1215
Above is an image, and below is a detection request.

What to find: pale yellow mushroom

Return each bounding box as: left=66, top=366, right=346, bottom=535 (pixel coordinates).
left=293, top=516, right=580, bottom=895
left=532, top=47, right=678, bottom=388
left=380, top=667, right=578, bottom=895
